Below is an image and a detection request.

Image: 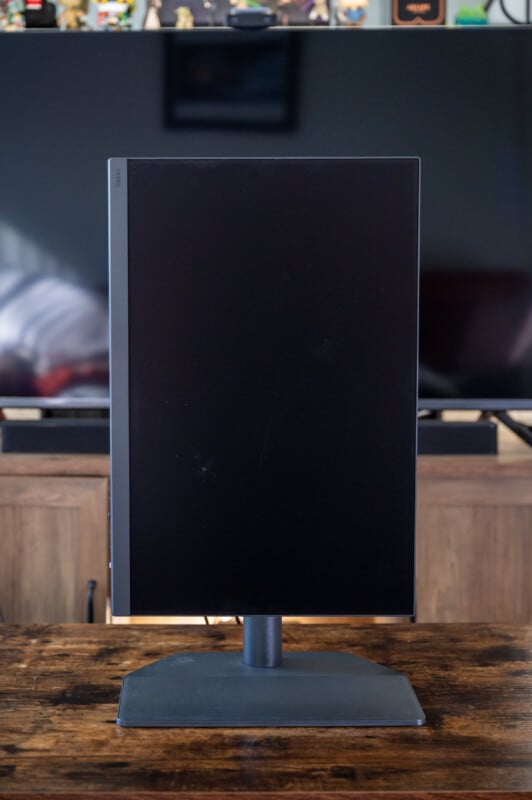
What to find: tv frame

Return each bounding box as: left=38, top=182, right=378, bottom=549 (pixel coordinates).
left=420, top=398, right=532, bottom=411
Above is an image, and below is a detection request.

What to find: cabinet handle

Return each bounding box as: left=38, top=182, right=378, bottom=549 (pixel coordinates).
left=86, top=579, right=97, bottom=623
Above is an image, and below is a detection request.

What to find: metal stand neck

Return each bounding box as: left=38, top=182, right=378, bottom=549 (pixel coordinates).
left=243, top=615, right=282, bottom=668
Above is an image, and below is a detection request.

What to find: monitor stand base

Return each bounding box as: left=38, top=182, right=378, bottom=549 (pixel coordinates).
left=117, top=617, right=425, bottom=727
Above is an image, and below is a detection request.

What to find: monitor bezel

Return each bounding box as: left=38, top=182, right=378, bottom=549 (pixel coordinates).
left=109, top=157, right=131, bottom=616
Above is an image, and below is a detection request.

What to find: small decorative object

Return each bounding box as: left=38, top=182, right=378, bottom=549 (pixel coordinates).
left=3, top=0, right=26, bottom=28
left=454, top=2, right=487, bottom=21
left=25, top=0, right=57, bottom=24
left=335, top=0, right=367, bottom=24
left=143, top=0, right=160, bottom=26
left=392, top=0, right=444, bottom=23
left=93, top=0, right=134, bottom=28
left=202, top=0, right=216, bottom=24
left=174, top=4, right=193, bottom=24
left=229, top=0, right=264, bottom=9
left=308, top=0, right=329, bottom=22
left=0, top=0, right=8, bottom=27
left=58, top=0, right=88, bottom=28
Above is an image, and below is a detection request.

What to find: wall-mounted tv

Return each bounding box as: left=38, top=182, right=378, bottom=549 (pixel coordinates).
left=1, top=27, right=531, bottom=410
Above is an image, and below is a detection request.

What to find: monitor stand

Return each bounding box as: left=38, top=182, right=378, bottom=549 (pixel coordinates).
left=117, top=616, right=425, bottom=727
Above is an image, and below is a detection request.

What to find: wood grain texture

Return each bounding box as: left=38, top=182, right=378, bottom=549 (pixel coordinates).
left=0, top=477, right=109, bottom=623
left=417, top=454, right=532, bottom=480
left=1, top=452, right=531, bottom=626
left=0, top=623, right=530, bottom=798
left=0, top=453, right=109, bottom=477
left=416, top=505, right=531, bottom=623
left=416, top=456, right=532, bottom=624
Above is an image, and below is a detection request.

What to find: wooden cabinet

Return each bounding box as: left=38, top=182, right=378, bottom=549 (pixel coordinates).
left=111, top=450, right=532, bottom=626
left=416, top=453, right=532, bottom=623
left=0, top=454, right=109, bottom=623
left=1, top=446, right=531, bottom=625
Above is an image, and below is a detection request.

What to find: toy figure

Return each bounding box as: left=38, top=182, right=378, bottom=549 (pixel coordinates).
left=454, top=3, right=488, bottom=22
left=174, top=4, right=193, bottom=24
left=275, top=0, right=298, bottom=23
left=273, top=0, right=314, bottom=24
left=93, top=0, right=134, bottom=28
left=308, top=0, right=328, bottom=22
left=3, top=0, right=26, bottom=28
left=335, top=0, right=367, bottom=24
left=143, top=0, right=160, bottom=27
left=58, top=0, right=88, bottom=28
left=229, top=0, right=263, bottom=9
left=202, top=0, right=216, bottom=24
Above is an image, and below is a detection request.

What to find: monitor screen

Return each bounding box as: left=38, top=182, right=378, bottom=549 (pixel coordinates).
left=1, top=28, right=531, bottom=409
left=110, top=157, right=419, bottom=617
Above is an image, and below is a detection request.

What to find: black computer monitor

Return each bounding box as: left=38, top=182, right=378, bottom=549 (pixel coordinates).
left=109, top=157, right=424, bottom=727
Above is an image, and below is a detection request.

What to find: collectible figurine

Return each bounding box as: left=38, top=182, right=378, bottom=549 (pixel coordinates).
left=275, top=0, right=297, bottom=24
left=0, top=0, right=8, bottom=28
left=174, top=3, right=193, bottom=24
left=308, top=0, right=328, bottom=22
left=3, top=0, right=26, bottom=28
left=274, top=0, right=314, bottom=24
left=93, top=0, right=134, bottom=28
left=454, top=3, right=488, bottom=22
left=143, top=0, right=160, bottom=27
left=202, top=0, right=216, bottom=24
left=58, top=0, right=88, bottom=28
left=335, top=0, right=367, bottom=24
left=229, top=0, right=263, bottom=9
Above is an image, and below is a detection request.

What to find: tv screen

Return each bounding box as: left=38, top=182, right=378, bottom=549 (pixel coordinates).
left=109, top=157, right=424, bottom=727
left=1, top=28, right=531, bottom=409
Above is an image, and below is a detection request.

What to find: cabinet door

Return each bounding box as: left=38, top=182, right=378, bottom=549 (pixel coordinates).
left=416, top=471, right=532, bottom=623
left=0, top=476, right=108, bottom=623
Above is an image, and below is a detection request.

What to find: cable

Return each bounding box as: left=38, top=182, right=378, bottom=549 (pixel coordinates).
left=86, top=579, right=96, bottom=624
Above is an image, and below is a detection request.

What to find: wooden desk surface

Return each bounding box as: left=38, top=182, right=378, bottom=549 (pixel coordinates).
left=0, top=623, right=531, bottom=798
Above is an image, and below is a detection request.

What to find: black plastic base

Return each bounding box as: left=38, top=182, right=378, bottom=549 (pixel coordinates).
left=117, top=651, right=425, bottom=728
left=418, top=419, right=497, bottom=455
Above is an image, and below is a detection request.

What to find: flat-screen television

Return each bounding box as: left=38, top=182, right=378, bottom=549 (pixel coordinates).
left=0, top=28, right=531, bottom=410
left=109, top=156, right=423, bottom=726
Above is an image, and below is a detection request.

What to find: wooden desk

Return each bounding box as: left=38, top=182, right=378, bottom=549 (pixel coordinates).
left=1, top=623, right=530, bottom=797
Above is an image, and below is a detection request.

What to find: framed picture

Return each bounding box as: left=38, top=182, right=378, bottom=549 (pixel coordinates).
left=164, top=31, right=297, bottom=129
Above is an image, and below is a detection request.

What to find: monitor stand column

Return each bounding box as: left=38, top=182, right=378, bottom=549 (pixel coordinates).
left=117, top=616, right=425, bottom=727
left=243, top=614, right=282, bottom=667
